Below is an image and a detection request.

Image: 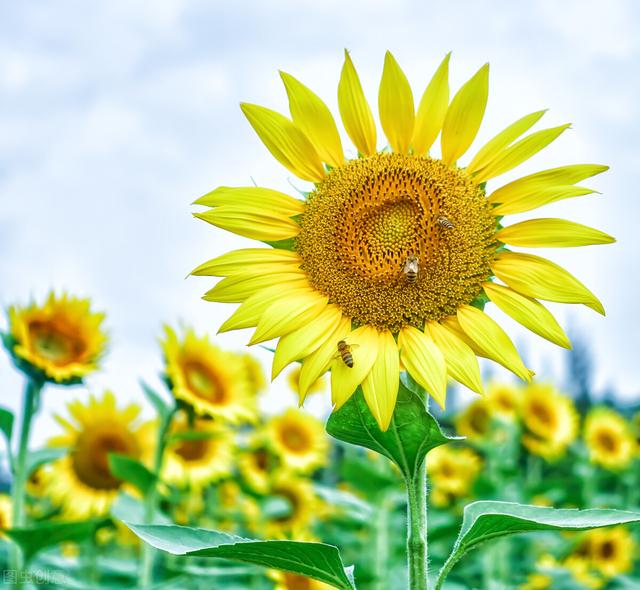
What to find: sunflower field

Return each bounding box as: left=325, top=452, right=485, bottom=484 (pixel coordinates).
left=1, top=46, right=636, bottom=590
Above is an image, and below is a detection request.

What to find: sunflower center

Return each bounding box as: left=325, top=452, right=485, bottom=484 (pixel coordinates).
left=174, top=435, right=212, bottom=462
left=253, top=449, right=270, bottom=471
left=29, top=320, right=86, bottom=366
left=296, top=153, right=497, bottom=331
left=600, top=540, right=616, bottom=560
left=279, top=425, right=311, bottom=453
left=184, top=361, right=228, bottom=405
left=72, top=423, right=139, bottom=490
left=529, top=402, right=556, bottom=430
left=273, top=488, right=300, bottom=524
left=596, top=430, right=618, bottom=453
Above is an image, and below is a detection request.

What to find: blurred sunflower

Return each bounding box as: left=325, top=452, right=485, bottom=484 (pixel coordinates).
left=454, top=398, right=491, bottom=440
left=162, top=326, right=256, bottom=424
left=238, top=434, right=279, bottom=494
left=261, top=473, right=320, bottom=539
left=5, top=292, right=107, bottom=383
left=265, top=408, right=328, bottom=473
left=43, top=392, right=152, bottom=519
left=242, top=352, right=268, bottom=394
left=163, top=412, right=236, bottom=489
left=0, top=495, right=12, bottom=536
left=215, top=480, right=261, bottom=533
left=426, top=445, right=481, bottom=507
left=584, top=527, right=634, bottom=579
left=268, top=570, right=338, bottom=590
left=193, top=50, right=612, bottom=430
left=584, top=408, right=635, bottom=470
left=485, top=382, right=519, bottom=420
left=520, top=573, right=551, bottom=590
left=520, top=384, right=578, bottom=460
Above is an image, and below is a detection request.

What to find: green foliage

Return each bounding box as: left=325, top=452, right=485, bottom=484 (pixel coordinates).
left=108, top=453, right=157, bottom=495
left=140, top=379, right=174, bottom=420
left=327, top=381, right=457, bottom=480
left=435, top=501, right=640, bottom=589
left=0, top=405, right=14, bottom=448
left=126, top=523, right=356, bottom=589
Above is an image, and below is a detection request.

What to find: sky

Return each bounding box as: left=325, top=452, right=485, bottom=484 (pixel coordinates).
left=0, top=0, right=639, bottom=446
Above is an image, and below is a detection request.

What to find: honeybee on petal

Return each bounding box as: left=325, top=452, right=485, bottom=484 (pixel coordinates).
left=335, top=340, right=356, bottom=368
left=403, top=254, right=419, bottom=284
left=436, top=215, right=455, bottom=230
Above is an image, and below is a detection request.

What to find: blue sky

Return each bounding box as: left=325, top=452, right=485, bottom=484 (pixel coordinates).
left=1, top=0, right=638, bottom=444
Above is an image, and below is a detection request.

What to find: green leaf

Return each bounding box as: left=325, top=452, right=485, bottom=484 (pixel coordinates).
left=435, top=501, right=640, bottom=590
left=314, top=484, right=373, bottom=522
left=125, top=523, right=356, bottom=589
left=25, top=447, right=67, bottom=477
left=140, top=380, right=174, bottom=420
left=6, top=519, right=108, bottom=562
left=0, top=405, right=14, bottom=448
left=111, top=492, right=172, bottom=525
left=108, top=454, right=156, bottom=495
left=326, top=381, right=457, bottom=479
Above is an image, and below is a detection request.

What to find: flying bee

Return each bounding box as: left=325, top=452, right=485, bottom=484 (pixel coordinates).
left=335, top=340, right=356, bottom=368
left=436, top=215, right=455, bottom=230
left=402, top=254, right=419, bottom=284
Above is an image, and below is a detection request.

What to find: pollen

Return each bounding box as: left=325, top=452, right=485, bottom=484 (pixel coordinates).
left=296, top=153, right=497, bottom=332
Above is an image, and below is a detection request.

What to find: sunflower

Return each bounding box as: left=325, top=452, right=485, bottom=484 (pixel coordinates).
left=161, top=325, right=256, bottom=424
left=454, top=398, right=491, bottom=440
left=583, top=527, right=634, bottom=579
left=520, top=384, right=578, bottom=460
left=0, top=495, right=12, bottom=536
left=5, top=292, right=107, bottom=383
left=426, top=445, right=481, bottom=506
left=238, top=434, right=279, bottom=494
left=268, top=570, right=338, bottom=590
left=162, top=411, right=236, bottom=489
left=259, top=474, right=320, bottom=539
left=485, top=381, right=520, bottom=420
left=584, top=408, right=635, bottom=470
left=265, top=408, right=329, bottom=473
left=192, top=50, right=612, bottom=431
left=43, top=392, right=151, bottom=519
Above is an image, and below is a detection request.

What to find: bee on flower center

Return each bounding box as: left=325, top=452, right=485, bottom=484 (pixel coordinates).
left=436, top=215, right=455, bottom=230
left=402, top=254, right=419, bottom=284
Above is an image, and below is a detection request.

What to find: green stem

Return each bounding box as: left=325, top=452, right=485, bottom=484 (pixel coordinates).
left=139, top=410, right=174, bottom=589
left=374, top=493, right=391, bottom=590
left=406, top=460, right=428, bottom=590
left=10, top=378, right=42, bottom=589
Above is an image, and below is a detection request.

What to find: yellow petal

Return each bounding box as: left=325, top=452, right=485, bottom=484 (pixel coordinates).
left=330, top=325, right=378, bottom=411
left=193, top=208, right=300, bottom=242
left=378, top=51, right=415, bottom=154
left=440, top=63, right=489, bottom=165
left=412, top=52, right=450, bottom=155
left=456, top=305, right=533, bottom=382
left=280, top=71, right=344, bottom=168
left=250, top=291, right=328, bottom=344
left=361, top=330, right=400, bottom=432
left=491, top=252, right=605, bottom=315
left=483, top=282, right=571, bottom=349
left=466, top=110, right=547, bottom=174
left=299, top=316, right=351, bottom=402
left=218, top=284, right=314, bottom=333
left=191, top=248, right=301, bottom=277
left=426, top=321, right=484, bottom=394
left=194, top=186, right=304, bottom=216
left=398, top=326, right=447, bottom=409
left=491, top=185, right=597, bottom=216
left=240, top=103, right=325, bottom=182
left=203, top=272, right=307, bottom=303
left=271, top=304, right=343, bottom=379
left=497, top=218, right=615, bottom=248
left=474, top=124, right=571, bottom=183
left=338, top=50, right=377, bottom=156
left=489, top=163, right=608, bottom=203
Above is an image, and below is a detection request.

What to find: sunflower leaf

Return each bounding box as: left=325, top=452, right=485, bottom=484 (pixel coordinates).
left=125, top=523, right=356, bottom=589
left=0, top=405, right=14, bottom=448
left=108, top=454, right=157, bottom=495
left=6, top=519, right=109, bottom=563
left=435, top=501, right=640, bottom=590
left=25, top=447, right=67, bottom=477
left=140, top=380, right=174, bottom=420
left=326, top=381, right=457, bottom=479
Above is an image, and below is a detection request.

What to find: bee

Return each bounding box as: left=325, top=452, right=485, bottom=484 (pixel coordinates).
left=436, top=215, right=454, bottom=230
left=336, top=340, right=355, bottom=368
left=402, top=254, right=419, bottom=284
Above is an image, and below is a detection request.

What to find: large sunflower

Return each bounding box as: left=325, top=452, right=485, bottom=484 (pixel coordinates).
left=265, top=408, right=329, bottom=473
left=584, top=408, right=635, bottom=471
left=163, top=411, right=236, bottom=488
left=6, top=292, right=107, bottom=383
left=161, top=325, right=257, bottom=424
left=43, top=392, right=152, bottom=519
left=193, top=50, right=613, bottom=430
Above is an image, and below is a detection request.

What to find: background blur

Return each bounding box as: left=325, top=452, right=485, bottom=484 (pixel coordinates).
left=1, top=0, right=638, bottom=444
